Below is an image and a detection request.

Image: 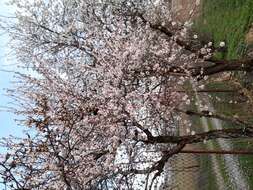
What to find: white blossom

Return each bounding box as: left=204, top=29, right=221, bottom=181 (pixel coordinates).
left=219, top=41, right=226, bottom=47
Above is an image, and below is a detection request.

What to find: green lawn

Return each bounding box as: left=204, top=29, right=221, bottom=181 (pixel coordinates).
left=193, top=0, right=253, bottom=59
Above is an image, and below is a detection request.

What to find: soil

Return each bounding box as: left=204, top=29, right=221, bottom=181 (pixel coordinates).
left=171, top=0, right=201, bottom=23
left=245, top=24, right=253, bottom=45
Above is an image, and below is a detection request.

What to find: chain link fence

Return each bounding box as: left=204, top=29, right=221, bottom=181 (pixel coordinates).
left=161, top=143, right=253, bottom=190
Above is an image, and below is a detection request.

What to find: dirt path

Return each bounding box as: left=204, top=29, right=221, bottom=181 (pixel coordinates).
left=171, top=0, right=201, bottom=23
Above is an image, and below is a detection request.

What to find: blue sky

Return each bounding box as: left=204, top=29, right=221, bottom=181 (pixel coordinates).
left=0, top=0, right=24, bottom=139
left=0, top=1, right=24, bottom=188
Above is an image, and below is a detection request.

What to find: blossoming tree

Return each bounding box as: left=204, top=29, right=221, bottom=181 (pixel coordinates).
left=0, top=0, right=253, bottom=189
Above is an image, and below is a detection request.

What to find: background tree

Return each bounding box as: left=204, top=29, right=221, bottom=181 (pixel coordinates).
left=0, top=0, right=253, bottom=189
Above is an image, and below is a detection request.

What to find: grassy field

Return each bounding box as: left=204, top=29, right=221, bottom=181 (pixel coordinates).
left=193, top=0, right=253, bottom=59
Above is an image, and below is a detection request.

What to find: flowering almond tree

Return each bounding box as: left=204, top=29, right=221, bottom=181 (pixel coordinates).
left=0, top=0, right=253, bottom=189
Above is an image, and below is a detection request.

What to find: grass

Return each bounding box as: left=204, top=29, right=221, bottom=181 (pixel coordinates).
left=193, top=0, right=253, bottom=59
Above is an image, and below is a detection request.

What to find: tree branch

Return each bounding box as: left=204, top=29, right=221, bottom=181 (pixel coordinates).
left=136, top=13, right=199, bottom=53
left=192, top=58, right=253, bottom=77
left=147, top=127, right=253, bottom=144
left=176, top=109, right=251, bottom=127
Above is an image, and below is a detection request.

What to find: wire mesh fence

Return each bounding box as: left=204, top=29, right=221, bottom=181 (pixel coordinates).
left=161, top=141, right=253, bottom=190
